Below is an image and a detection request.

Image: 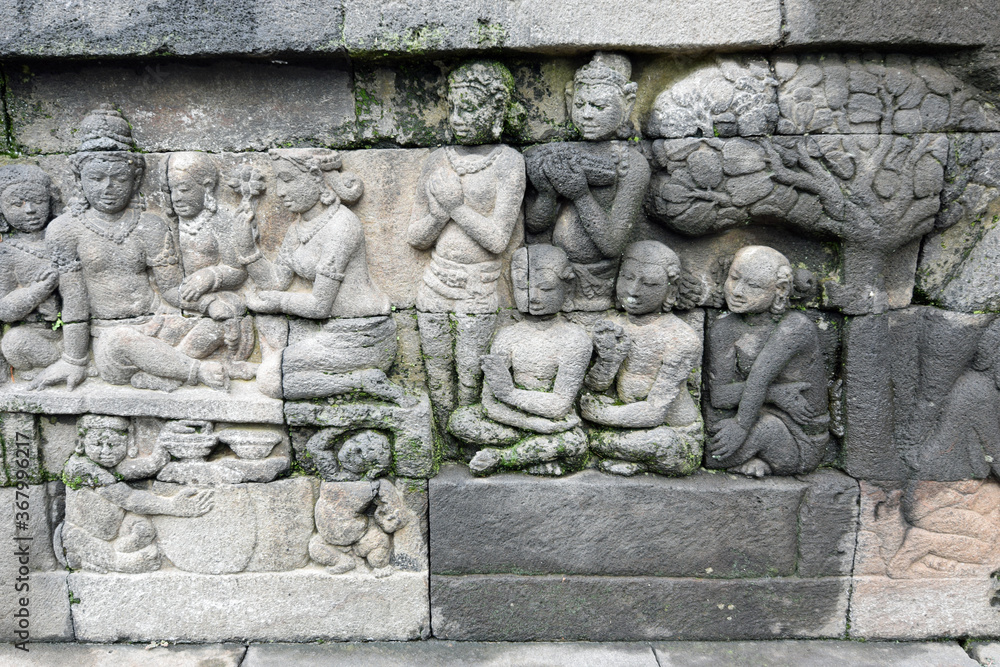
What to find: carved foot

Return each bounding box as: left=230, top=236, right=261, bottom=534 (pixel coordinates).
left=527, top=461, right=564, bottom=477
left=731, top=457, right=772, bottom=478
left=598, top=459, right=644, bottom=477
left=469, top=448, right=502, bottom=476
left=324, top=553, right=358, bottom=575
left=197, top=361, right=229, bottom=390
left=227, top=361, right=259, bottom=381
left=131, top=372, right=182, bottom=392
left=372, top=565, right=394, bottom=579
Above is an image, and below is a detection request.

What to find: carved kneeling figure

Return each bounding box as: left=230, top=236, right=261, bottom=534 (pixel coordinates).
left=581, top=241, right=704, bottom=476
left=56, top=415, right=214, bottom=573
left=448, top=245, right=591, bottom=477
left=309, top=479, right=419, bottom=578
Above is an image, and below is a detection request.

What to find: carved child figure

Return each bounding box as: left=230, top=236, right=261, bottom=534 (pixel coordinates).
left=524, top=52, right=650, bottom=311
left=582, top=241, right=704, bottom=476
left=309, top=479, right=422, bottom=577
left=162, top=152, right=256, bottom=379
left=0, top=164, right=62, bottom=375
left=705, top=246, right=830, bottom=477
left=30, top=106, right=228, bottom=392
left=408, top=61, right=526, bottom=439
left=448, top=245, right=592, bottom=476
left=56, top=415, right=214, bottom=573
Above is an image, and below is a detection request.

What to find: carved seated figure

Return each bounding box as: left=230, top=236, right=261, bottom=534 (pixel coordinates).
left=239, top=149, right=407, bottom=404
left=158, top=152, right=256, bottom=379
left=448, top=245, right=592, bottom=476
left=56, top=415, right=214, bottom=573
left=309, top=479, right=422, bottom=578
left=705, top=246, right=830, bottom=477
left=581, top=241, right=703, bottom=476
left=30, top=106, right=228, bottom=393
left=524, top=52, right=650, bottom=311
left=0, top=164, right=62, bottom=376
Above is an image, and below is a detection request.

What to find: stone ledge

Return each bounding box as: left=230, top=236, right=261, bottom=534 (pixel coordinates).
left=429, top=465, right=858, bottom=578
left=0, top=381, right=284, bottom=424
left=431, top=574, right=849, bottom=641
left=68, top=568, right=430, bottom=642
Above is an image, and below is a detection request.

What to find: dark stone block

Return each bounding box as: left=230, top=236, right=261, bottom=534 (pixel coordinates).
left=431, top=574, right=848, bottom=640
left=429, top=465, right=857, bottom=578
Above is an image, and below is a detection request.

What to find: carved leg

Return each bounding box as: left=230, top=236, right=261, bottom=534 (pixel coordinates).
left=416, top=312, right=456, bottom=434
left=590, top=424, right=703, bottom=476
left=453, top=313, right=497, bottom=407
left=448, top=405, right=523, bottom=447
left=283, top=369, right=407, bottom=404
left=719, top=414, right=796, bottom=476
left=176, top=318, right=226, bottom=360
left=1, top=326, right=61, bottom=371
left=97, top=327, right=228, bottom=390
left=475, top=427, right=587, bottom=477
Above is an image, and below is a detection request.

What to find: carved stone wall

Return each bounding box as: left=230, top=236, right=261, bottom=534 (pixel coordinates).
left=2, top=1, right=1000, bottom=645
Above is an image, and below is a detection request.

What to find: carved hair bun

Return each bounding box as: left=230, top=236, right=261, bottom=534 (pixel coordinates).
left=78, top=104, right=136, bottom=152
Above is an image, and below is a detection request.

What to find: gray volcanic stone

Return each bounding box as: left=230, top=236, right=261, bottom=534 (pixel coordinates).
left=653, top=640, right=979, bottom=666
left=429, top=465, right=857, bottom=578
left=245, top=642, right=659, bottom=666
left=8, top=61, right=355, bottom=154
left=0, top=0, right=343, bottom=58
left=0, top=571, right=72, bottom=641
left=784, top=0, right=1000, bottom=48
left=431, top=574, right=848, bottom=640
left=68, top=568, right=430, bottom=642
left=968, top=642, right=1000, bottom=666
left=0, top=643, right=248, bottom=666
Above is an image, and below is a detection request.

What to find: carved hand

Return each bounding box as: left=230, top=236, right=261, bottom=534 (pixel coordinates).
left=425, top=183, right=451, bottom=222
left=481, top=353, right=514, bottom=401
left=33, top=266, right=60, bottom=292
left=769, top=381, right=814, bottom=423
left=179, top=269, right=216, bottom=303
left=592, top=320, right=630, bottom=364
left=709, top=418, right=748, bottom=461
left=171, top=488, right=215, bottom=517
left=245, top=290, right=282, bottom=314
left=547, top=161, right=590, bottom=200
left=580, top=392, right=615, bottom=420
left=428, top=168, right=465, bottom=212
left=29, top=359, right=87, bottom=392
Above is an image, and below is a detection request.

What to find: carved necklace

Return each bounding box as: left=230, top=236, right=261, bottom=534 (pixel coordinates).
left=80, top=207, right=141, bottom=245
left=3, top=237, right=50, bottom=262
left=179, top=210, right=213, bottom=238
left=295, top=208, right=333, bottom=245
left=445, top=146, right=501, bottom=176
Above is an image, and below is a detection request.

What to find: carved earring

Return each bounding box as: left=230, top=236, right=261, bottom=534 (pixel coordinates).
left=203, top=188, right=218, bottom=213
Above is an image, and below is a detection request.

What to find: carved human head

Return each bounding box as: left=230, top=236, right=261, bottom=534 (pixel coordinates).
left=0, top=164, right=55, bottom=233
left=269, top=149, right=364, bottom=215
left=617, top=241, right=681, bottom=315
left=512, top=244, right=575, bottom=316
left=167, top=152, right=219, bottom=219
left=447, top=61, right=517, bottom=145
left=725, top=246, right=793, bottom=315
left=69, top=105, right=144, bottom=215
left=337, top=431, right=390, bottom=480
left=569, top=52, right=638, bottom=141
left=78, top=415, right=131, bottom=469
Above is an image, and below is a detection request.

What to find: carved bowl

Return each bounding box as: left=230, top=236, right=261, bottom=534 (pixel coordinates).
left=159, top=420, right=217, bottom=461
left=218, top=429, right=282, bottom=460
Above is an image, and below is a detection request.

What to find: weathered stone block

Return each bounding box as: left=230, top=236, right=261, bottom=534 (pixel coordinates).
left=68, top=568, right=430, bottom=642
left=1, top=412, right=42, bottom=485
left=0, top=570, right=73, bottom=642
left=8, top=61, right=355, bottom=154
left=653, top=640, right=979, bottom=666
left=244, top=642, right=659, bottom=666
left=429, top=465, right=857, bottom=578
left=431, top=574, right=848, bottom=640
left=0, top=644, right=248, bottom=666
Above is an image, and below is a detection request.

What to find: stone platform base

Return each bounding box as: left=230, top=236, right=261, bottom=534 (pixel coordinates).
left=431, top=574, right=849, bottom=640
left=68, top=568, right=429, bottom=642
left=0, top=570, right=73, bottom=642
left=850, top=576, right=1000, bottom=639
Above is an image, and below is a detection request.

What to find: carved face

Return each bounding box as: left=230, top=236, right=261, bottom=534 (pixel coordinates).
left=617, top=258, right=669, bottom=316
left=338, top=434, right=390, bottom=477
left=0, top=182, right=50, bottom=233
left=274, top=161, right=322, bottom=214
left=527, top=269, right=568, bottom=316
left=167, top=168, right=208, bottom=219
left=80, top=158, right=137, bottom=215
left=725, top=253, right=783, bottom=314
left=83, top=428, right=129, bottom=469
left=448, top=86, right=503, bottom=145
left=572, top=83, right=626, bottom=141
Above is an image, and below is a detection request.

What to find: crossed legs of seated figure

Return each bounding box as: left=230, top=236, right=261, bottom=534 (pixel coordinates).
left=60, top=514, right=160, bottom=574
left=709, top=412, right=823, bottom=477
left=590, top=421, right=703, bottom=477
left=95, top=325, right=228, bottom=391
left=1, top=326, right=61, bottom=376
left=449, top=406, right=587, bottom=477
